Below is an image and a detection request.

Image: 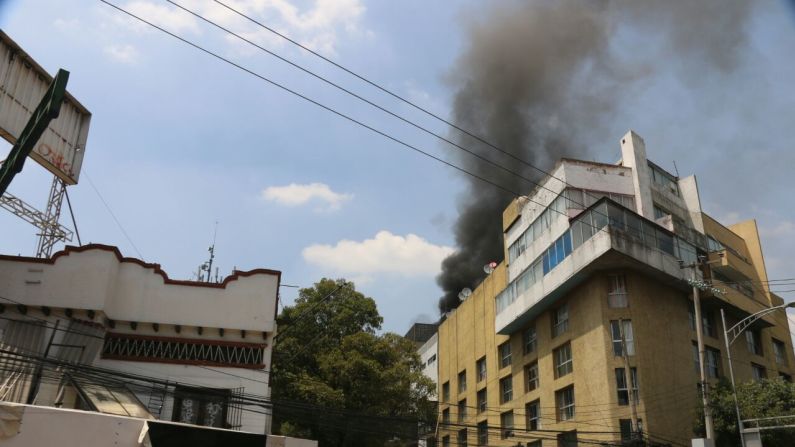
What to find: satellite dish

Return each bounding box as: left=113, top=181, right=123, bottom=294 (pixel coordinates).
left=483, top=261, right=497, bottom=274
left=457, top=288, right=472, bottom=302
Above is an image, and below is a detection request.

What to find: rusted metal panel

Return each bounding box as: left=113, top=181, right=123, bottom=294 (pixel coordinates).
left=0, top=31, right=91, bottom=185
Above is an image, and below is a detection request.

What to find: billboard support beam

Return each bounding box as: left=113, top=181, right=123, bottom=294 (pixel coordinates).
left=0, top=68, right=69, bottom=196
left=35, top=175, right=69, bottom=258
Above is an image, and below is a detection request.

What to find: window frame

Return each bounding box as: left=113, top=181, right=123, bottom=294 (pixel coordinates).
left=476, top=389, right=487, bottom=414
left=457, top=399, right=467, bottom=423
left=610, top=320, right=635, bottom=357
left=500, top=410, right=514, bottom=439
left=552, top=304, right=569, bottom=338
left=556, top=386, right=575, bottom=422
left=525, top=361, right=539, bottom=392
left=476, top=420, right=488, bottom=446
left=615, top=367, right=639, bottom=406
left=498, top=341, right=512, bottom=368
left=500, top=375, right=513, bottom=404
left=526, top=400, right=540, bottom=431
left=476, top=356, right=487, bottom=382
left=458, top=370, right=467, bottom=394
left=554, top=343, right=573, bottom=378
left=523, top=325, right=537, bottom=355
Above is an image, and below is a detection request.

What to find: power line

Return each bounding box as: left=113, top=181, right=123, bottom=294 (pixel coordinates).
left=83, top=169, right=143, bottom=258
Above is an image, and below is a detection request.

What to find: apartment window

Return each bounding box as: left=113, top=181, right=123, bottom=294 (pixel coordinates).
left=780, top=373, right=792, bottom=383
left=557, top=430, right=578, bottom=447
left=442, top=436, right=450, bottom=447
left=456, top=399, right=467, bottom=423
left=442, top=408, right=450, bottom=425
left=477, top=420, right=488, bottom=446
left=442, top=382, right=450, bottom=403
left=500, top=411, right=514, bottom=439
left=702, top=311, right=716, bottom=338
left=427, top=354, right=436, bottom=366
left=457, top=429, right=467, bottom=447
left=773, top=339, right=787, bottom=365
left=608, top=274, right=628, bottom=308
left=552, top=304, right=569, bottom=338
left=526, top=400, right=540, bottom=431
left=498, top=341, right=512, bottom=368
left=458, top=370, right=467, bottom=394
left=615, top=367, right=639, bottom=405
left=746, top=331, right=763, bottom=356
left=526, top=362, right=539, bottom=392
left=692, top=342, right=700, bottom=374
left=554, top=343, right=573, bottom=378
left=556, top=386, right=575, bottom=421
left=752, top=363, right=767, bottom=381
left=706, top=347, right=721, bottom=379
left=500, top=375, right=513, bottom=403
left=172, top=386, right=230, bottom=428
left=610, top=320, right=635, bottom=356
left=523, top=325, right=537, bottom=354
left=476, top=389, right=487, bottom=413
left=476, top=356, right=487, bottom=382
left=620, top=419, right=643, bottom=442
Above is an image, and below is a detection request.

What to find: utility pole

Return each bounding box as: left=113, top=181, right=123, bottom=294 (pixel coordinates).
left=687, top=258, right=715, bottom=441
left=619, top=318, right=640, bottom=442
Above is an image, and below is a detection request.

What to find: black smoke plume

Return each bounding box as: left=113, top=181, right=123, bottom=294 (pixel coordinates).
left=437, top=0, right=755, bottom=312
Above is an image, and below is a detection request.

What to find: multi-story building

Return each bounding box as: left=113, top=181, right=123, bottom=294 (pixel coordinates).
left=405, top=322, right=440, bottom=386
left=436, top=131, right=795, bottom=446
left=0, top=243, right=280, bottom=434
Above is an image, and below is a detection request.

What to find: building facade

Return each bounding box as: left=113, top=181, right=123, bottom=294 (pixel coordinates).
left=0, top=244, right=280, bottom=434
left=436, top=131, right=795, bottom=446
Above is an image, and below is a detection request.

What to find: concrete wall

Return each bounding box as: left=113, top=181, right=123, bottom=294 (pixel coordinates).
left=418, top=333, right=439, bottom=386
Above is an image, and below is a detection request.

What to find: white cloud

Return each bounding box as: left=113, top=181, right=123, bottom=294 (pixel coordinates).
left=104, top=44, right=140, bottom=64
left=302, top=231, right=455, bottom=277
left=54, top=18, right=81, bottom=32
left=116, top=1, right=200, bottom=34
left=261, top=182, right=352, bottom=211
left=762, top=221, right=795, bottom=238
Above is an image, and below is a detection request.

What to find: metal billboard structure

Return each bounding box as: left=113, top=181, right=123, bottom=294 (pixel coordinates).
left=0, top=31, right=91, bottom=257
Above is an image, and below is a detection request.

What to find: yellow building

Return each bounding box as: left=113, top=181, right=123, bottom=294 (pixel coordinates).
left=436, top=131, right=795, bottom=446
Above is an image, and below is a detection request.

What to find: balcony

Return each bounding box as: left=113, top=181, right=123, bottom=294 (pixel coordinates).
left=495, top=198, right=697, bottom=335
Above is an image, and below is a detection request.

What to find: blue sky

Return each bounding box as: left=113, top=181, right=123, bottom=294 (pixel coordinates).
left=1, top=0, right=794, bottom=335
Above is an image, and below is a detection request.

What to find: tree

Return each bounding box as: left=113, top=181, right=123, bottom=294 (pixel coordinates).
left=696, top=378, right=795, bottom=446
left=271, top=278, right=436, bottom=447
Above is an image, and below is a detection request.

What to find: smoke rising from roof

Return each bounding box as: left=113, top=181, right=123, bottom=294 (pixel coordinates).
left=437, top=0, right=755, bottom=312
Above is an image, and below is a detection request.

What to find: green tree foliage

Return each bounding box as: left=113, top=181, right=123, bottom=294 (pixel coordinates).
left=696, top=378, right=795, bottom=446
left=271, top=278, right=436, bottom=447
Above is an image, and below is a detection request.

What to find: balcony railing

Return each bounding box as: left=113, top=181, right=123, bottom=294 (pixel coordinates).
left=496, top=198, right=701, bottom=316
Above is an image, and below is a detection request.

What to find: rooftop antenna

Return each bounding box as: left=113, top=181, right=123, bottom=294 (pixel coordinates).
left=673, top=160, right=680, bottom=177
left=198, top=221, right=218, bottom=283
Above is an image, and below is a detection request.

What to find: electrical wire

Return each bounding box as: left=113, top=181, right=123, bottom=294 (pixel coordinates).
left=82, top=169, right=143, bottom=258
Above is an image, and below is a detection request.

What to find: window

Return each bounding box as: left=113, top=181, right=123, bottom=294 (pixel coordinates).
left=526, top=400, right=540, bottom=431
left=556, top=386, right=575, bottom=421
left=610, top=320, right=635, bottom=356
left=702, top=311, right=716, bottom=338
left=620, top=419, right=643, bottom=442
left=457, top=429, right=467, bottom=447
left=442, top=408, right=450, bottom=425
left=649, top=162, right=680, bottom=197
left=752, top=363, right=767, bottom=381
left=477, top=420, right=488, bottom=446
left=442, top=382, right=450, bottom=403
left=608, top=274, right=628, bottom=308
left=523, top=325, right=537, bottom=354
left=476, top=389, right=487, bottom=413
left=458, top=370, right=467, bottom=394
left=552, top=304, right=569, bottom=338
left=557, top=430, right=578, bottom=447
left=172, top=386, right=230, bottom=428
left=500, top=375, right=513, bottom=403
left=442, top=436, right=450, bottom=447
left=427, top=354, right=436, bottom=366
left=705, top=348, right=721, bottom=379
left=499, top=341, right=512, bottom=368
left=500, top=411, right=514, bottom=439
left=780, top=373, right=792, bottom=383
left=692, top=342, right=701, bottom=374
left=458, top=399, right=467, bottom=423
left=554, top=343, right=573, bottom=378
left=746, top=331, right=763, bottom=356
left=773, top=339, right=787, bottom=365
left=615, top=368, right=639, bottom=405
left=526, top=362, right=539, bottom=392
left=476, top=357, right=487, bottom=382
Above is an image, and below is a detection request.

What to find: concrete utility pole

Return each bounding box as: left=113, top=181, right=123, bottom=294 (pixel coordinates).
left=619, top=318, right=640, bottom=441
left=688, top=259, right=715, bottom=442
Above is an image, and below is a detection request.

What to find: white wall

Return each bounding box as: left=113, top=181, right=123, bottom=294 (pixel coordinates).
left=418, top=333, right=438, bottom=386
left=0, top=246, right=279, bottom=332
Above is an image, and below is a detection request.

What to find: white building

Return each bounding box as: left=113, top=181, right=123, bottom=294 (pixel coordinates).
left=0, top=244, right=280, bottom=434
